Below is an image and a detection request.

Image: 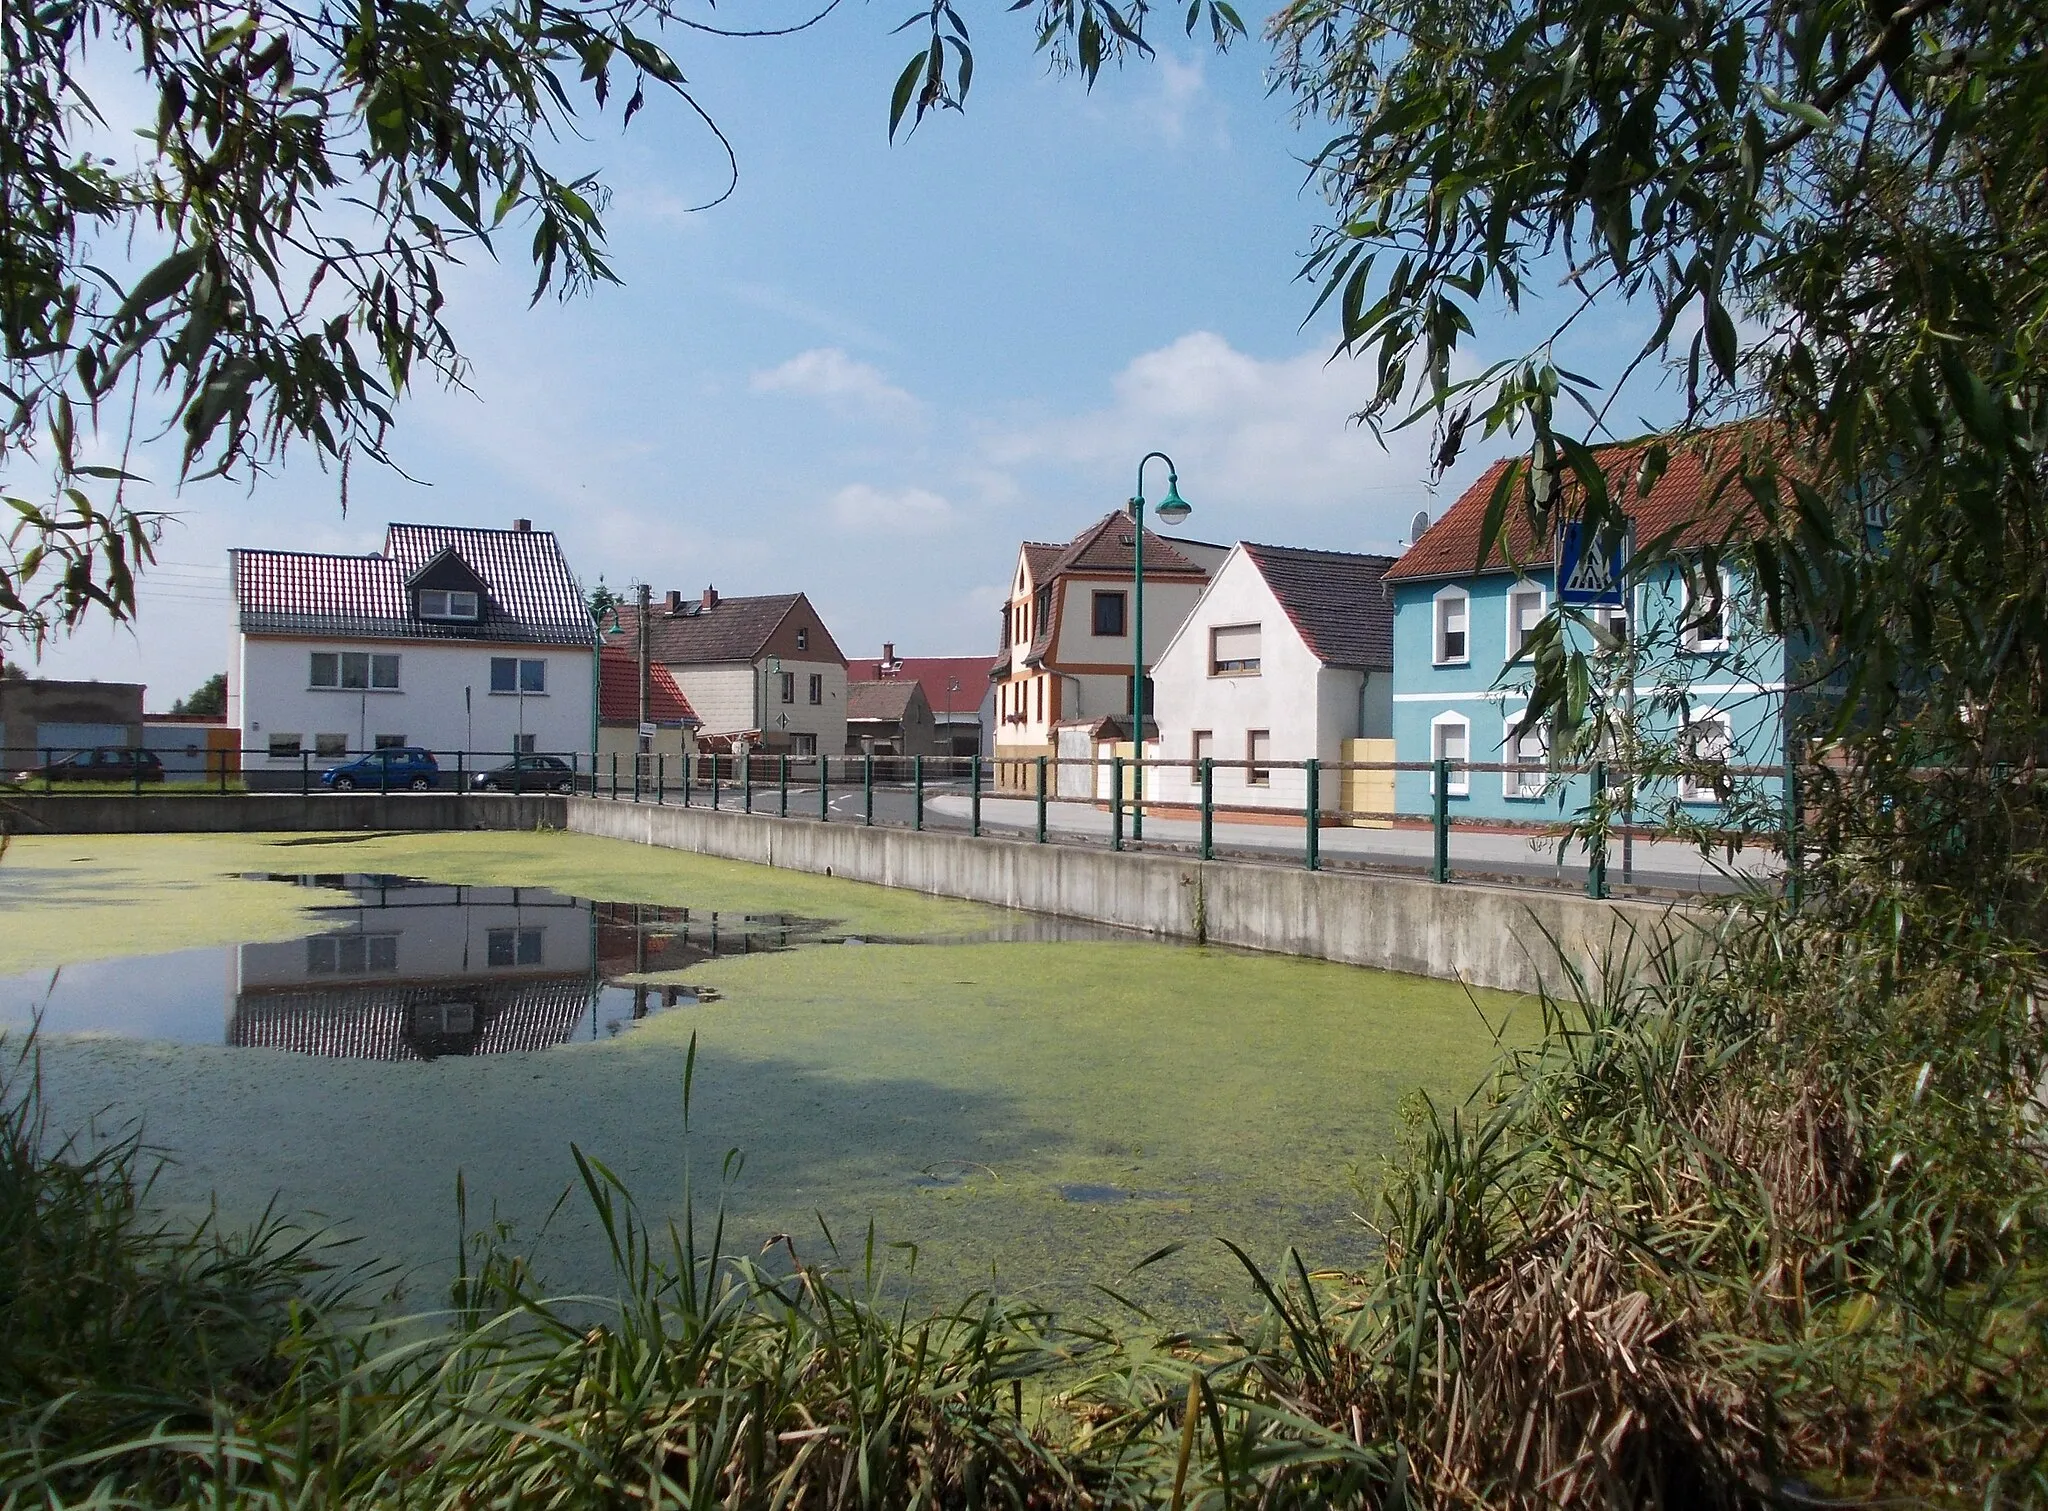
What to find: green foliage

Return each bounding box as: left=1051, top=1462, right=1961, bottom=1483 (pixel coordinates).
left=169, top=672, right=225, bottom=717
left=1272, top=0, right=2048, bottom=859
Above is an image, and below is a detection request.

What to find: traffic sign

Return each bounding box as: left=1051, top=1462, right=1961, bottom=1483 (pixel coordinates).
left=637, top=722, right=657, bottom=739
left=1556, top=519, right=1628, bottom=606
left=765, top=656, right=781, bottom=675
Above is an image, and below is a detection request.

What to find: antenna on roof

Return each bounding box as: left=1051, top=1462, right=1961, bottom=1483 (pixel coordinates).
left=1408, top=509, right=1431, bottom=546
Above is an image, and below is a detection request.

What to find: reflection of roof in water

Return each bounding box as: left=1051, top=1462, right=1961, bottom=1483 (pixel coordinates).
left=230, top=977, right=596, bottom=1060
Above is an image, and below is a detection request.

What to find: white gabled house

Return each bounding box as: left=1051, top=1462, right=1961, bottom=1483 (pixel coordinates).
left=229, top=520, right=596, bottom=774
left=1150, top=543, right=1397, bottom=821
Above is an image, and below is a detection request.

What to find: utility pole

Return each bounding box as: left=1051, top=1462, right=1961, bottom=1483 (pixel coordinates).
left=636, top=582, right=652, bottom=777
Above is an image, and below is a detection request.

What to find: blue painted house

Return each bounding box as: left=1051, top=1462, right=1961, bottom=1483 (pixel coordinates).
left=1387, top=427, right=1795, bottom=823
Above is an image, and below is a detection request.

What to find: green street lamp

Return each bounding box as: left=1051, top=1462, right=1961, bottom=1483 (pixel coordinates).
left=1130, top=451, right=1190, bottom=842
left=588, top=603, right=626, bottom=779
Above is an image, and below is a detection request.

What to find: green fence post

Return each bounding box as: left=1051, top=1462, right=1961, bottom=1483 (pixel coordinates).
left=1432, top=759, right=1451, bottom=884
left=1035, top=755, right=1048, bottom=843
left=133, top=747, right=142, bottom=797
left=1304, top=758, right=1321, bottom=871
left=779, top=755, right=789, bottom=817
left=1110, top=756, right=1124, bottom=852
left=301, top=750, right=310, bottom=797
left=1199, top=758, right=1214, bottom=860
left=1783, top=761, right=1802, bottom=908
left=456, top=750, right=464, bottom=798
left=820, top=756, right=830, bottom=821
left=610, top=752, right=619, bottom=799
left=380, top=752, right=389, bottom=796
left=743, top=753, right=753, bottom=813
left=633, top=751, right=641, bottom=803
left=912, top=756, right=924, bottom=831
left=1587, top=760, right=1610, bottom=900
left=862, top=754, right=873, bottom=826
left=656, top=752, right=665, bottom=805
left=219, top=747, right=227, bottom=796
left=970, top=754, right=982, bottom=837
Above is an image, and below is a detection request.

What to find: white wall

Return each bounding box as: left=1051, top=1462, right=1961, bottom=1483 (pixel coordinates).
left=1050, top=576, right=1207, bottom=668
left=668, top=663, right=756, bottom=735
left=675, top=659, right=847, bottom=752
left=1152, top=549, right=1338, bottom=813
left=238, top=635, right=593, bottom=762
left=237, top=884, right=594, bottom=987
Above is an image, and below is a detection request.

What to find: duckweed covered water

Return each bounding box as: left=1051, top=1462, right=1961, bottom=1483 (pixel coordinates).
left=5, top=831, right=1524, bottom=1322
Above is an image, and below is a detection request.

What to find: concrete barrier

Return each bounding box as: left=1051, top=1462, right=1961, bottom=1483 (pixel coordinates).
left=565, top=798, right=1695, bottom=995
left=1, top=792, right=566, bottom=835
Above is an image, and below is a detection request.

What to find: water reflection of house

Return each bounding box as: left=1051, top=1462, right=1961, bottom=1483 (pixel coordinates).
left=230, top=878, right=602, bottom=1060
left=592, top=902, right=810, bottom=978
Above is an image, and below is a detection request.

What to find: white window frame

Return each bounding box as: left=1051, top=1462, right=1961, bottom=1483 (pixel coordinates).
left=1433, top=587, right=1470, bottom=666
left=1680, top=569, right=1733, bottom=653
left=1502, top=710, right=1548, bottom=799
left=1429, top=712, right=1470, bottom=795
left=1679, top=714, right=1733, bottom=804
left=1505, top=582, right=1546, bottom=661
left=418, top=588, right=480, bottom=621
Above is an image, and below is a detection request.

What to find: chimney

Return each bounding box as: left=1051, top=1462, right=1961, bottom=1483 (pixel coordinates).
left=701, top=585, right=719, bottom=610
left=882, top=641, right=897, bottom=668
left=665, top=589, right=683, bottom=616
left=512, top=518, right=531, bottom=532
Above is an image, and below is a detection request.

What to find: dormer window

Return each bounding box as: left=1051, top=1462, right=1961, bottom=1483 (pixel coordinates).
left=419, top=589, right=479, bottom=621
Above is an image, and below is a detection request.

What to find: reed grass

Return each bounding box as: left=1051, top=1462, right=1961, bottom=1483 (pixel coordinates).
left=5, top=870, right=2044, bottom=1509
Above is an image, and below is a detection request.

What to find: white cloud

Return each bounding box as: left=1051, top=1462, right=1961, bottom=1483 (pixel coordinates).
left=1143, top=54, right=1208, bottom=142
left=750, top=347, right=920, bottom=421
left=827, top=483, right=954, bottom=532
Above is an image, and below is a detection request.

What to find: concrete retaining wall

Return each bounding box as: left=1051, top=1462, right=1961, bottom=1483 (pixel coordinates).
left=565, top=798, right=1690, bottom=995
left=2, top=792, right=565, bottom=835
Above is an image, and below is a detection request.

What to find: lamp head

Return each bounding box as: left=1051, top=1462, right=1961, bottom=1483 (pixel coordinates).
left=1155, top=473, right=1192, bottom=525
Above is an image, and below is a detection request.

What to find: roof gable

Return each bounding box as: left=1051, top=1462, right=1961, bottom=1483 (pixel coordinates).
left=617, top=592, right=835, bottom=666
left=847, top=655, right=997, bottom=716
left=846, top=680, right=929, bottom=722
left=1241, top=543, right=1396, bottom=669
left=1046, top=512, right=1210, bottom=578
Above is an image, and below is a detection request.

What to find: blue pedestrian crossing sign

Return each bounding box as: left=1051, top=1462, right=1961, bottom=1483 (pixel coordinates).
left=1556, top=520, right=1628, bottom=606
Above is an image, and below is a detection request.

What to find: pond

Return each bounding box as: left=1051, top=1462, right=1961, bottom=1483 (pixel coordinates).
left=0, top=831, right=1525, bottom=1323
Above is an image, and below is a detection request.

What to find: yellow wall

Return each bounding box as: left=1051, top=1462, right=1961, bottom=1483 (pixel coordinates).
left=1340, top=738, right=1395, bottom=827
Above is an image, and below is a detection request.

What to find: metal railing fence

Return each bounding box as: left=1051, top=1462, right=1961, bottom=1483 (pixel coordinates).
left=3, top=744, right=1793, bottom=898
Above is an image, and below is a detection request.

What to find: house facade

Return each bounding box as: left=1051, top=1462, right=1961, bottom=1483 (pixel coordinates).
left=1150, top=543, right=1396, bottom=820
left=229, top=521, right=595, bottom=774
left=991, top=513, right=1228, bottom=791
left=614, top=587, right=847, bottom=757
left=1387, top=427, right=1792, bottom=821
left=0, top=676, right=144, bottom=766
left=846, top=646, right=996, bottom=757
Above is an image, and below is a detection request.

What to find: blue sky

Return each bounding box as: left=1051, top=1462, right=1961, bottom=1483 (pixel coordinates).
left=31, top=4, right=1686, bottom=705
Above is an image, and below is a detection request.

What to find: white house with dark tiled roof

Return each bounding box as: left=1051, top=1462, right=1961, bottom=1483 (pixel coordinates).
left=229, top=520, right=595, bottom=772
left=1149, top=543, right=1396, bottom=821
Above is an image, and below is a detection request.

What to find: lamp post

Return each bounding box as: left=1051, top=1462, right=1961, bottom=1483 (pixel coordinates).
left=1129, top=451, right=1191, bottom=842
left=588, top=602, right=626, bottom=780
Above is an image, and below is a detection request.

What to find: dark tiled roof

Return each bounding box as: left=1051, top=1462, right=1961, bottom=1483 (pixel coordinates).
left=847, top=680, right=923, bottom=722
left=1387, top=422, right=1775, bottom=582
left=233, top=524, right=592, bottom=645
left=1021, top=543, right=1063, bottom=580
left=1046, top=512, right=1209, bottom=578
left=228, top=977, right=595, bottom=1059
left=615, top=594, right=799, bottom=665
left=1240, top=543, right=1396, bottom=670
left=598, top=647, right=698, bottom=726
left=846, top=655, right=995, bottom=718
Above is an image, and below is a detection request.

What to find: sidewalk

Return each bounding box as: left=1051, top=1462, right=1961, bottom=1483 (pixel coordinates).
left=924, top=793, right=1777, bottom=894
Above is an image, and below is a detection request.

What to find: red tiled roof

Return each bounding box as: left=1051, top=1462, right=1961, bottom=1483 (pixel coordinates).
left=1240, top=544, right=1396, bottom=669
left=846, top=655, right=995, bottom=720
left=613, top=592, right=847, bottom=667
left=1021, top=542, right=1063, bottom=581
left=1386, top=423, right=1777, bottom=582
left=1046, top=512, right=1210, bottom=578
left=233, top=524, right=592, bottom=644
left=598, top=647, right=697, bottom=726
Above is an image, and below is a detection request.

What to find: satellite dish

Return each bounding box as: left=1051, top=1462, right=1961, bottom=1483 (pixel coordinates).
left=1408, top=510, right=1431, bottom=545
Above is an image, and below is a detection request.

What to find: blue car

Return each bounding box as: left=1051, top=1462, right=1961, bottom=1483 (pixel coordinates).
left=321, top=747, right=440, bottom=791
